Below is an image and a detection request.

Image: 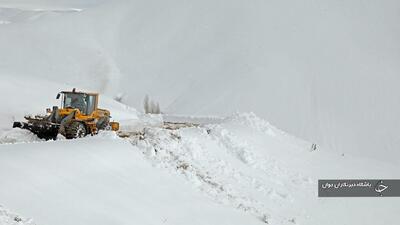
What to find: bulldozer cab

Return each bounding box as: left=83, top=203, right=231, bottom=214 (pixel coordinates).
left=57, top=90, right=98, bottom=115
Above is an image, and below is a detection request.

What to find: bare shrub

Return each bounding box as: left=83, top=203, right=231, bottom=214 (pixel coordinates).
left=143, top=94, right=161, bottom=114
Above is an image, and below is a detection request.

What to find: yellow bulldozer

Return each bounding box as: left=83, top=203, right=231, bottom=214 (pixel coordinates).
left=13, top=88, right=119, bottom=140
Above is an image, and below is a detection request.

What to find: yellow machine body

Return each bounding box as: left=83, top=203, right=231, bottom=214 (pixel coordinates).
left=13, top=89, right=120, bottom=140
left=56, top=90, right=120, bottom=134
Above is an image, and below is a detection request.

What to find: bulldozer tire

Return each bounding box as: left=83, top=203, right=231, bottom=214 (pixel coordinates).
left=65, top=121, right=87, bottom=139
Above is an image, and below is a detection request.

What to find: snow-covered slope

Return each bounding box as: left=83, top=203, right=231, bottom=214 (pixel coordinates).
left=0, top=0, right=399, bottom=162
left=0, top=133, right=262, bottom=225
left=0, top=75, right=397, bottom=225
left=0, top=113, right=399, bottom=225
left=0, top=1, right=399, bottom=224
left=0, top=205, right=35, bottom=225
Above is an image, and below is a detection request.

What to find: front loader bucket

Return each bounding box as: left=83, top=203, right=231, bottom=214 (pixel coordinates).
left=13, top=120, right=60, bottom=140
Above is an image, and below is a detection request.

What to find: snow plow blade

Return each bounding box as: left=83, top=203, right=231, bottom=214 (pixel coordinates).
left=13, top=120, right=60, bottom=140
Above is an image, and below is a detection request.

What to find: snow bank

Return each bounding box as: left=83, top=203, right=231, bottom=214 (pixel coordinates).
left=0, top=111, right=398, bottom=225
left=224, top=112, right=278, bottom=136
left=123, top=113, right=399, bottom=225
left=0, top=7, right=81, bottom=25
left=0, top=129, right=43, bottom=144
left=0, top=205, right=35, bottom=225
left=119, top=113, right=163, bottom=132
left=0, top=134, right=259, bottom=225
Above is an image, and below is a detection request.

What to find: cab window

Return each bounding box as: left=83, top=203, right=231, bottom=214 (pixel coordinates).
left=86, top=95, right=96, bottom=115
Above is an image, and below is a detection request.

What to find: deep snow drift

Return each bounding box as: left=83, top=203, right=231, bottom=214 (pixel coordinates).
left=0, top=112, right=399, bottom=225
left=0, top=75, right=398, bottom=225
left=0, top=131, right=261, bottom=225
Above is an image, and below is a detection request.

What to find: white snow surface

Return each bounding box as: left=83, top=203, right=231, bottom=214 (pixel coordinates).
left=0, top=77, right=397, bottom=225
left=0, top=132, right=260, bottom=225
left=0, top=205, right=35, bottom=225
left=0, top=1, right=400, bottom=224
left=0, top=0, right=399, bottom=162
left=0, top=113, right=399, bottom=225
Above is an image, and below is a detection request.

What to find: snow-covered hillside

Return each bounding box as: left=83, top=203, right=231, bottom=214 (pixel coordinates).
left=0, top=110, right=398, bottom=225
left=0, top=77, right=398, bottom=225
left=1, top=0, right=399, bottom=161
left=0, top=1, right=399, bottom=225
left=0, top=132, right=262, bottom=225
left=0, top=205, right=34, bottom=225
